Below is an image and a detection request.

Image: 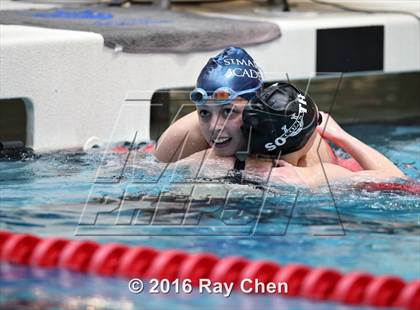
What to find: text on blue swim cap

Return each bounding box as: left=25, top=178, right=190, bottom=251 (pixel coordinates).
left=223, top=58, right=258, bottom=67
left=225, top=67, right=261, bottom=79
left=222, top=58, right=261, bottom=80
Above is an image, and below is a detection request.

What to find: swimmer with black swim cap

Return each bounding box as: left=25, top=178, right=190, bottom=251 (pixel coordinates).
left=227, top=82, right=405, bottom=186
left=241, top=82, right=322, bottom=158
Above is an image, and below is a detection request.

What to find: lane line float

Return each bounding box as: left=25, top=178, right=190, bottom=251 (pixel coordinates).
left=0, top=231, right=418, bottom=309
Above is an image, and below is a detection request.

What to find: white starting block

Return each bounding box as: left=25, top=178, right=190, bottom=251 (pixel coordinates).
left=1, top=0, right=419, bottom=152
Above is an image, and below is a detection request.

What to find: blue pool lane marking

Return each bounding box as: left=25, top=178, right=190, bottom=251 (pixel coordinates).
left=31, top=9, right=113, bottom=20
left=28, top=9, right=173, bottom=26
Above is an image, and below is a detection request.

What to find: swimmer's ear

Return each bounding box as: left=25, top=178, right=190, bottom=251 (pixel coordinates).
left=317, top=112, right=323, bottom=125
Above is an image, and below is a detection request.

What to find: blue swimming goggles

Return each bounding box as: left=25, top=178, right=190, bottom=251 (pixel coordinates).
left=190, top=84, right=262, bottom=106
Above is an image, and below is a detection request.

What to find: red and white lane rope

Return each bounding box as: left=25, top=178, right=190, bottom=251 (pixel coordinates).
left=0, top=231, right=418, bottom=309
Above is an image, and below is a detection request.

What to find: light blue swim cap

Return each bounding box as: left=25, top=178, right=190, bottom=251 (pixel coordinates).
left=196, top=47, right=263, bottom=100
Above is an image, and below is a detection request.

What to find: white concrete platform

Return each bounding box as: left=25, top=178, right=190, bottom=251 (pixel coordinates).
left=1, top=0, right=419, bottom=152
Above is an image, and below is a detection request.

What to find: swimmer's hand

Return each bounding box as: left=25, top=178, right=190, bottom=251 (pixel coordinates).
left=316, top=111, right=346, bottom=144
left=316, top=111, right=405, bottom=178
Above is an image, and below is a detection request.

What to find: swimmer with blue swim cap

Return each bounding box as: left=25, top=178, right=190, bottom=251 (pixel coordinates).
left=155, top=46, right=334, bottom=164
left=155, top=47, right=405, bottom=186
left=190, top=47, right=264, bottom=157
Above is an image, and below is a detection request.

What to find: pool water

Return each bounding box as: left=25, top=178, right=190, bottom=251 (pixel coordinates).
left=1, top=124, right=419, bottom=309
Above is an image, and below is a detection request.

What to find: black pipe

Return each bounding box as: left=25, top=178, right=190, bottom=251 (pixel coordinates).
left=268, top=0, right=290, bottom=11
left=0, top=141, right=25, bottom=150
left=0, top=141, right=34, bottom=161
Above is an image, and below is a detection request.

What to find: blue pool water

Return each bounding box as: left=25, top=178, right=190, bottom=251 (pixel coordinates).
left=1, top=124, right=419, bottom=309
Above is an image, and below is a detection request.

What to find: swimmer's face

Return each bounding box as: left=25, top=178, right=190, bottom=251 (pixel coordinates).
left=197, top=97, right=247, bottom=156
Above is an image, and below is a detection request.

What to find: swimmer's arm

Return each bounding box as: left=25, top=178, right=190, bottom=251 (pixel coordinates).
left=334, top=133, right=404, bottom=177
left=270, top=160, right=402, bottom=187
left=317, top=112, right=405, bottom=178
left=154, top=112, right=209, bottom=162
left=296, top=164, right=402, bottom=187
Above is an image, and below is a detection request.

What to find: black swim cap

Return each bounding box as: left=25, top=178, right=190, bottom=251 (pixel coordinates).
left=241, top=82, right=321, bottom=157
